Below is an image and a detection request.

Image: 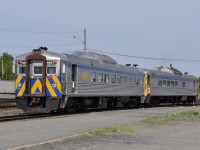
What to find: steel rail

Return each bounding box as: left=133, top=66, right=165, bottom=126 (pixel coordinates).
left=0, top=114, right=55, bottom=122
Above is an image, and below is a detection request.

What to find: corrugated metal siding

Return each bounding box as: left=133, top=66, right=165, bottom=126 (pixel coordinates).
left=73, top=82, right=143, bottom=96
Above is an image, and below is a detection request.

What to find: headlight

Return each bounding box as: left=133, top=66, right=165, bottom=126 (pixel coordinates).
left=52, top=83, right=57, bottom=88
left=17, top=83, right=22, bottom=88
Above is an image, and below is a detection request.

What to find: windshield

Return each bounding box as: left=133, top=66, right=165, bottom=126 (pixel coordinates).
left=19, top=67, right=26, bottom=74
left=47, top=67, right=56, bottom=74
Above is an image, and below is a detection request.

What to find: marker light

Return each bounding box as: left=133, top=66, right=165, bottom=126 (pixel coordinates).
left=49, top=75, right=53, bottom=78
left=18, top=60, right=22, bottom=64
left=53, top=60, right=57, bottom=64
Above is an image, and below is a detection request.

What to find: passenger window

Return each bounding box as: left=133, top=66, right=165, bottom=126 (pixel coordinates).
left=19, top=67, right=26, bottom=74
left=104, top=74, right=109, bottom=83
left=111, top=74, right=116, bottom=84
left=182, top=82, right=186, bottom=88
left=136, top=78, right=140, bottom=85
left=158, top=80, right=162, bottom=86
left=167, top=81, right=170, bottom=87
left=117, top=75, right=121, bottom=84
left=132, top=77, right=136, bottom=85
left=163, top=80, right=166, bottom=87
left=175, top=81, right=178, bottom=87
left=34, top=66, right=42, bottom=74
left=47, top=67, right=56, bottom=74
left=171, top=81, right=174, bottom=87
left=97, top=73, right=103, bottom=83
left=121, top=76, right=126, bottom=84
left=124, top=76, right=127, bottom=84
left=127, top=77, right=131, bottom=85
left=90, top=72, right=96, bottom=82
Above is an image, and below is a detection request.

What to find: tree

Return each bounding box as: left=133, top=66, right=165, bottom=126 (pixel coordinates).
left=0, top=52, right=15, bottom=80
left=198, top=77, right=200, bottom=99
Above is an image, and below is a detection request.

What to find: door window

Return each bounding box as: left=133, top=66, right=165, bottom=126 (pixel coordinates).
left=34, top=66, right=42, bottom=74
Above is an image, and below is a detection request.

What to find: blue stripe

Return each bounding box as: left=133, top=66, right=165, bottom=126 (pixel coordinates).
left=15, top=88, right=20, bottom=96
left=22, top=90, right=26, bottom=96
left=30, top=78, right=37, bottom=87
left=77, top=64, right=194, bottom=82
left=45, top=84, right=51, bottom=97
left=20, top=76, right=26, bottom=85
left=78, top=64, right=143, bottom=77
left=35, top=88, right=41, bottom=93
left=57, top=76, right=62, bottom=82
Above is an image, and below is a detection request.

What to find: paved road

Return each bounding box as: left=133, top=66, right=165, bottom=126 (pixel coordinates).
left=0, top=106, right=199, bottom=150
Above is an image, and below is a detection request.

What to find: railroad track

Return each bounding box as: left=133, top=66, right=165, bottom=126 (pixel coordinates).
left=0, top=102, right=199, bottom=123
left=0, top=114, right=56, bottom=122
left=0, top=92, right=16, bottom=108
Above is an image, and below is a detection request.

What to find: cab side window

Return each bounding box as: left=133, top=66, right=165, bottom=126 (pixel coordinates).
left=90, top=72, right=96, bottom=82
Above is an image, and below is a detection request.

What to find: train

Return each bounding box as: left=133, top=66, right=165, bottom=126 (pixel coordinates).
left=15, top=47, right=198, bottom=113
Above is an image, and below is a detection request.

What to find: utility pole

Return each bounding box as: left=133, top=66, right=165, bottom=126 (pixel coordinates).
left=84, top=28, right=87, bottom=53
left=2, top=59, right=4, bottom=78
left=73, top=28, right=87, bottom=52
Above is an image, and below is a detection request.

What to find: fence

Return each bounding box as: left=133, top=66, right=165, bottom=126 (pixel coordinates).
left=0, top=80, right=15, bottom=108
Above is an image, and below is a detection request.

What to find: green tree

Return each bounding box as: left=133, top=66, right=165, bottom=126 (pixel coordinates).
left=198, top=77, right=200, bottom=99
left=0, top=52, right=15, bottom=80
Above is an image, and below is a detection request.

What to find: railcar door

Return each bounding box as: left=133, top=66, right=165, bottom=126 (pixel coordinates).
left=26, top=55, right=46, bottom=95
left=72, top=64, right=77, bottom=93
left=195, top=80, right=198, bottom=96
left=144, top=72, right=150, bottom=98
left=30, top=61, right=43, bottom=94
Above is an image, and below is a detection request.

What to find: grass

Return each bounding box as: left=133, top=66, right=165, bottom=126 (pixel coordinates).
left=88, top=124, right=134, bottom=136
left=86, top=110, right=200, bottom=136
left=141, top=110, right=200, bottom=125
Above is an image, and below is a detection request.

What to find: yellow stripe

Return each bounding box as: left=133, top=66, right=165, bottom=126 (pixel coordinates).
left=15, top=76, right=22, bottom=89
left=52, top=76, right=62, bottom=93
left=46, top=77, right=57, bottom=97
left=31, top=78, right=42, bottom=93
left=18, top=82, right=26, bottom=96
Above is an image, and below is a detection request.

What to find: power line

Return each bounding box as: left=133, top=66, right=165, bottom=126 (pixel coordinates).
left=0, top=42, right=81, bottom=48
left=1, top=45, right=199, bottom=63
left=0, top=28, right=83, bottom=34
left=88, top=49, right=200, bottom=63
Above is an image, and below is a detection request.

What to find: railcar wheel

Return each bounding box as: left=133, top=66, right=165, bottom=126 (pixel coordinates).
left=66, top=99, right=76, bottom=113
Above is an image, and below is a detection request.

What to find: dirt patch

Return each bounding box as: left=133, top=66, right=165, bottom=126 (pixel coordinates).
left=23, top=120, right=200, bottom=150
left=0, top=108, right=23, bottom=117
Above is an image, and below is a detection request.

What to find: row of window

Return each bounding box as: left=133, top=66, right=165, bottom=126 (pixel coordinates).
left=158, top=80, right=186, bottom=88
left=19, top=66, right=56, bottom=74
left=90, top=72, right=141, bottom=85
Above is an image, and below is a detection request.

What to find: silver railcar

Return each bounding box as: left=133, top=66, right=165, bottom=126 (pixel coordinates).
left=15, top=47, right=198, bottom=113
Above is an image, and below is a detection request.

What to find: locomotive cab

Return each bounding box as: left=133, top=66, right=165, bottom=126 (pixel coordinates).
left=15, top=47, right=63, bottom=113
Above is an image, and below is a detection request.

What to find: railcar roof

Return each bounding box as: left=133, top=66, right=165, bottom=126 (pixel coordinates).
left=148, top=67, right=197, bottom=80
left=16, top=49, right=67, bottom=60
left=72, top=51, right=117, bottom=65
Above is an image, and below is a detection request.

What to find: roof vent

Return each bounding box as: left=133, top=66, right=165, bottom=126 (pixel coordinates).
left=133, top=64, right=138, bottom=67
left=39, top=47, right=48, bottom=50
left=32, top=47, right=48, bottom=54
left=168, top=64, right=183, bottom=75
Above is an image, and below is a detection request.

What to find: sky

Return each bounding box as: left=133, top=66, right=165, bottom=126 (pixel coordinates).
left=0, top=0, right=200, bottom=76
